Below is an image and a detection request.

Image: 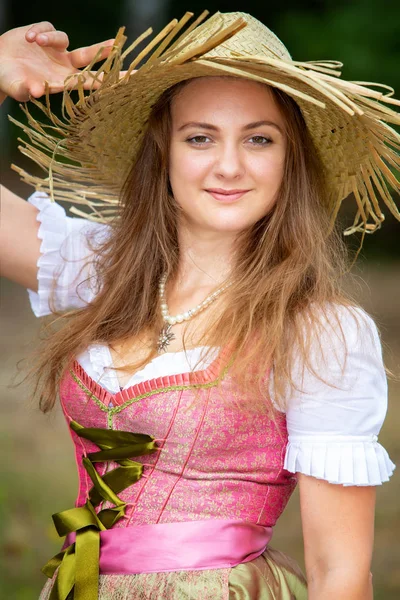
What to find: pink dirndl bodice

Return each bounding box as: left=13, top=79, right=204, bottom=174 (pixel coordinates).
left=63, top=356, right=295, bottom=529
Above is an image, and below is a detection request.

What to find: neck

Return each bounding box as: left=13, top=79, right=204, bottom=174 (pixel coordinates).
left=175, top=222, right=236, bottom=290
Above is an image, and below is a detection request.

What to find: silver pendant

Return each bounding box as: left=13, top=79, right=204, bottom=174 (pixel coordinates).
left=157, top=323, right=176, bottom=354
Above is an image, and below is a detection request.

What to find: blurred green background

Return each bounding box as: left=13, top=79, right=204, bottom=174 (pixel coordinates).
left=0, top=1, right=399, bottom=598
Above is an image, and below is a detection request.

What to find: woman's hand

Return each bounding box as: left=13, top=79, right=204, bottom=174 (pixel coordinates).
left=0, top=21, right=114, bottom=103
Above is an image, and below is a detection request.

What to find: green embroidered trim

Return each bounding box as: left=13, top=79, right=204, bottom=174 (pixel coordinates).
left=70, top=371, right=110, bottom=413
left=69, top=358, right=232, bottom=428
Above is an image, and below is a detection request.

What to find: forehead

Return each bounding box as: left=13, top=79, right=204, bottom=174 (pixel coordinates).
left=170, top=77, right=284, bottom=126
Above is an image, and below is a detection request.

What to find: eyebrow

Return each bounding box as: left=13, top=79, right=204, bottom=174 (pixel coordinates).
left=177, top=120, right=283, bottom=134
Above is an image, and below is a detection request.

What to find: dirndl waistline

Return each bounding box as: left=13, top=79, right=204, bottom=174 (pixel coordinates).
left=65, top=519, right=273, bottom=574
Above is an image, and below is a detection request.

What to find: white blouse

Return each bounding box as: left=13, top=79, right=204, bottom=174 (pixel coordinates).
left=26, top=191, right=396, bottom=487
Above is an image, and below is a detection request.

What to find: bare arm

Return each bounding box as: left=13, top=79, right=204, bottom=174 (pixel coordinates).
left=0, top=185, right=41, bottom=291
left=299, top=473, right=375, bottom=599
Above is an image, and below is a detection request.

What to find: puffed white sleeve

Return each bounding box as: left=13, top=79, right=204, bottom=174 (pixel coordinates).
left=27, top=191, right=110, bottom=317
left=283, top=305, right=396, bottom=486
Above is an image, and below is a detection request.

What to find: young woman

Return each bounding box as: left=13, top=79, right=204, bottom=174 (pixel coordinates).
left=0, top=11, right=398, bottom=600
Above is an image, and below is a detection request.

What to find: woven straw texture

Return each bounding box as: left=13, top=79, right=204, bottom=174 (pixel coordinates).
left=10, top=10, right=400, bottom=235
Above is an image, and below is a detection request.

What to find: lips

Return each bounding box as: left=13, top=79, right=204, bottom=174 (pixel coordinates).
left=205, top=188, right=250, bottom=202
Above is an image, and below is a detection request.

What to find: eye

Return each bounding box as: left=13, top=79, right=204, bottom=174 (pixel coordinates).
left=186, top=135, right=211, bottom=145
left=248, top=135, right=272, bottom=146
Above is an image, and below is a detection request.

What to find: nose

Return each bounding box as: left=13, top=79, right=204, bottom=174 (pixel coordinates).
left=214, top=140, right=245, bottom=180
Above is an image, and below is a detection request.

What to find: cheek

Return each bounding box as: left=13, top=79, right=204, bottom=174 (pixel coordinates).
left=251, top=153, right=285, bottom=185
left=169, top=145, right=212, bottom=187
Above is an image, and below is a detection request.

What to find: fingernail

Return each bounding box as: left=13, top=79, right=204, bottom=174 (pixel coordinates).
left=26, top=32, right=35, bottom=40
left=38, top=34, right=48, bottom=43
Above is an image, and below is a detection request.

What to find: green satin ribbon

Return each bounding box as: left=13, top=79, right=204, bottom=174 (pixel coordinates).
left=42, top=420, right=158, bottom=600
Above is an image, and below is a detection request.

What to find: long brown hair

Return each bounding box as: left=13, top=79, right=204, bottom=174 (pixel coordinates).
left=30, top=77, right=359, bottom=412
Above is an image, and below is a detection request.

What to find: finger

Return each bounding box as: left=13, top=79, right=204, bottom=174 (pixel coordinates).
left=64, top=69, right=134, bottom=91
left=9, top=79, right=30, bottom=102
left=28, top=81, right=46, bottom=98
left=67, top=69, right=135, bottom=90
left=25, top=21, right=56, bottom=42
left=69, top=39, right=115, bottom=68
left=26, top=72, right=103, bottom=96
left=35, top=30, right=70, bottom=50
left=21, top=68, right=133, bottom=101
left=29, top=77, right=89, bottom=96
left=63, top=71, right=104, bottom=91
left=9, top=78, right=46, bottom=102
left=119, top=70, right=136, bottom=77
left=20, top=69, right=134, bottom=101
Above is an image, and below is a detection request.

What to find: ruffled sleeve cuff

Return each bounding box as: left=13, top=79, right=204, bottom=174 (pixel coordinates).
left=27, top=191, right=70, bottom=317
left=284, top=435, right=396, bottom=486
left=26, top=191, right=107, bottom=316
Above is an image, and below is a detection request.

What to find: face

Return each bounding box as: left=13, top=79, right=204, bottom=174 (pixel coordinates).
left=169, top=77, right=287, bottom=236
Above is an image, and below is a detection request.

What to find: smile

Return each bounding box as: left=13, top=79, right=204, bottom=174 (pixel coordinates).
left=205, top=189, right=250, bottom=203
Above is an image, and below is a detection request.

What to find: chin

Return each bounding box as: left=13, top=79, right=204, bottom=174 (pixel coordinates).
left=205, top=218, right=257, bottom=234
left=212, top=210, right=264, bottom=231
left=181, top=208, right=263, bottom=234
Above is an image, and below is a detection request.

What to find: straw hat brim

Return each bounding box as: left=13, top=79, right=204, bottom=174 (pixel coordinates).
left=10, top=11, right=400, bottom=236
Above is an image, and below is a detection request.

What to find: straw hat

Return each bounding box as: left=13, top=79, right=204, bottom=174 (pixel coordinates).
left=11, top=10, right=400, bottom=235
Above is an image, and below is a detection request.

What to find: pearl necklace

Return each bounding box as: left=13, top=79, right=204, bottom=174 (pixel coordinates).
left=157, top=274, right=232, bottom=353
